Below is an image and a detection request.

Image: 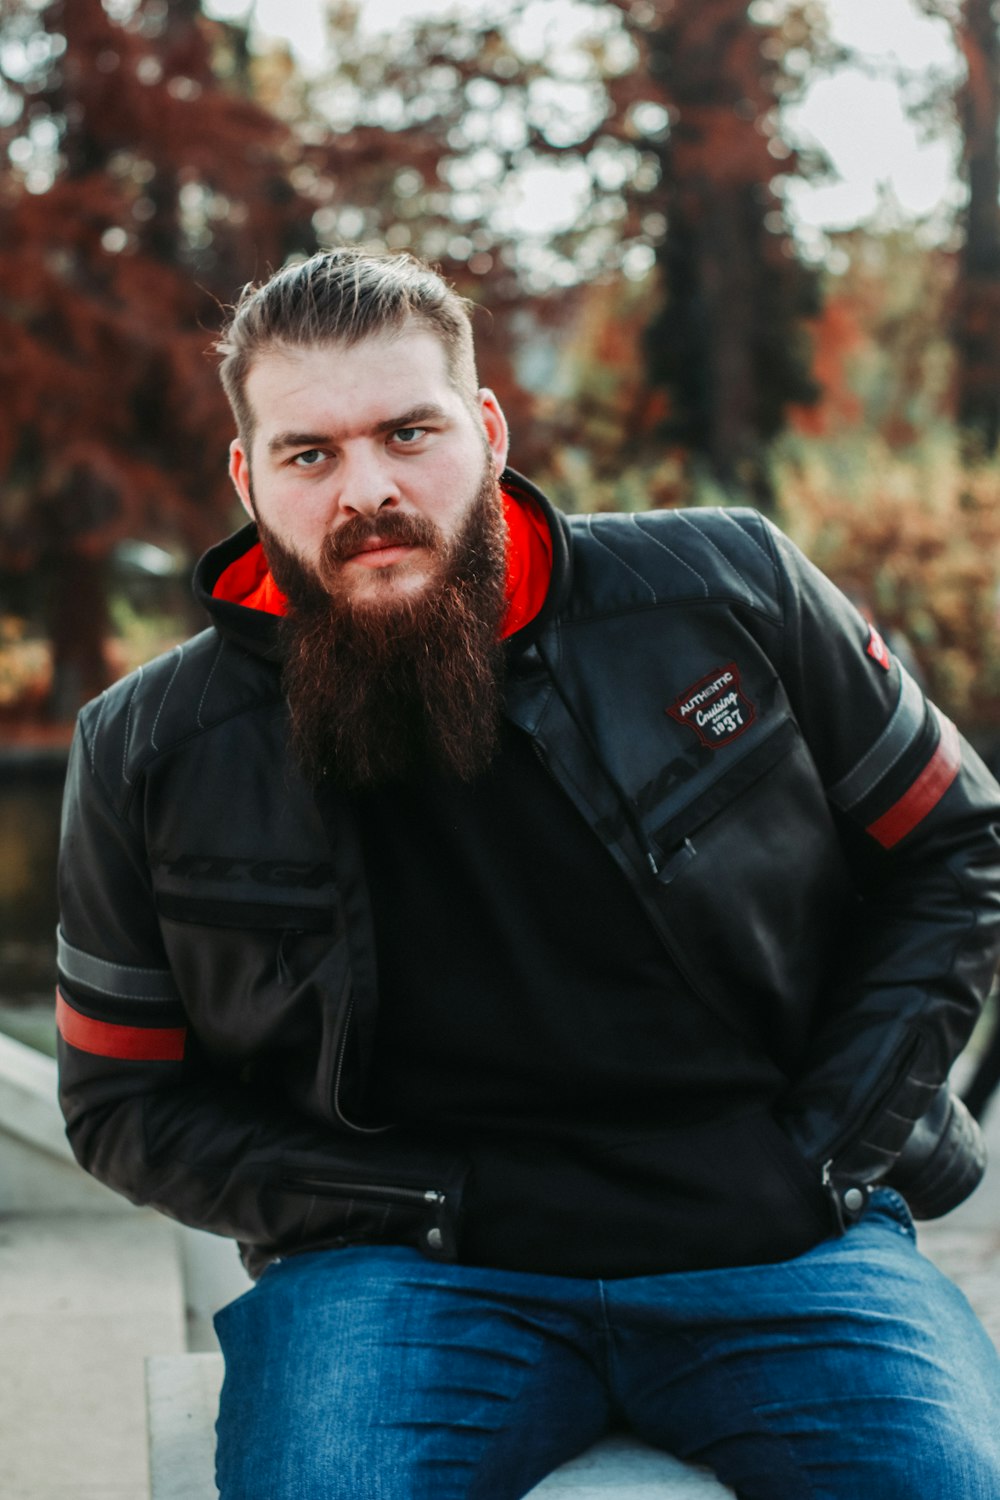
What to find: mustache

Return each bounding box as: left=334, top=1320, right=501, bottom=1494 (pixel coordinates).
left=321, top=510, right=441, bottom=567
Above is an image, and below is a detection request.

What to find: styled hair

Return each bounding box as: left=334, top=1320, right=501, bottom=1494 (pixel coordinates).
left=216, top=249, right=479, bottom=443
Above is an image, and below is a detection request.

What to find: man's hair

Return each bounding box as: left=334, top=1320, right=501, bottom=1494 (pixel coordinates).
left=215, top=248, right=480, bottom=443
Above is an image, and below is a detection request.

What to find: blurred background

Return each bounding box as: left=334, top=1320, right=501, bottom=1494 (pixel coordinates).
left=3, top=0, right=1000, bottom=1081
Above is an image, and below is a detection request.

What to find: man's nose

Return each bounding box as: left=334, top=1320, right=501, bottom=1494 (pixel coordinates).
left=337, top=446, right=401, bottom=517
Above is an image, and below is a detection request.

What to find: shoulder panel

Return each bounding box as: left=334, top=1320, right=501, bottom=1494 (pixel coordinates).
left=78, top=627, right=280, bottom=808
left=564, top=507, right=782, bottom=621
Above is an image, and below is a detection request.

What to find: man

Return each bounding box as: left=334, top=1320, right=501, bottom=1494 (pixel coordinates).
left=57, top=249, right=1000, bottom=1499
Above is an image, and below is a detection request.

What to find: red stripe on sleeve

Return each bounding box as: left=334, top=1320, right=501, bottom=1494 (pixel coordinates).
left=56, top=988, right=186, bottom=1061
left=866, top=713, right=962, bottom=850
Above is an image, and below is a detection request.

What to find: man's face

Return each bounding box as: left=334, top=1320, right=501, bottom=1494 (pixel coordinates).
left=229, top=323, right=509, bottom=611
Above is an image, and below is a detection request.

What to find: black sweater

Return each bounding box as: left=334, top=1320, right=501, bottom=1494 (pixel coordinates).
left=357, top=718, right=815, bottom=1276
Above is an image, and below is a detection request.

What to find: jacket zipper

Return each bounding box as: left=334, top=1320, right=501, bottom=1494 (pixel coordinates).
left=331, top=995, right=392, bottom=1135
left=281, top=1175, right=451, bottom=1254
left=281, top=1176, right=445, bottom=1209
left=529, top=678, right=665, bottom=876
left=530, top=737, right=752, bottom=1042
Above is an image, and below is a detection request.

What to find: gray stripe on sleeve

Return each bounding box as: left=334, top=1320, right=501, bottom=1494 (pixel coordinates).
left=56, top=929, right=180, bottom=1002
left=828, top=669, right=927, bottom=812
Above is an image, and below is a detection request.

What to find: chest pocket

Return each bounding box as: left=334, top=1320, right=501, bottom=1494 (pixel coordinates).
left=648, top=716, right=800, bottom=881
left=642, top=719, right=853, bottom=1069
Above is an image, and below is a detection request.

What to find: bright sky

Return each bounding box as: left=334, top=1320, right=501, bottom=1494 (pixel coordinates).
left=781, top=0, right=961, bottom=255
left=204, top=0, right=963, bottom=257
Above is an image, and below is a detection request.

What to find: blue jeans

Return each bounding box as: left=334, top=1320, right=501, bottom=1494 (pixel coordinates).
left=214, top=1191, right=1000, bottom=1499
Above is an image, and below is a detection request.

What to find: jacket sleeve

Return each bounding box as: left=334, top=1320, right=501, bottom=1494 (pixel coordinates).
left=56, top=716, right=466, bottom=1273
left=762, top=521, right=1000, bottom=1226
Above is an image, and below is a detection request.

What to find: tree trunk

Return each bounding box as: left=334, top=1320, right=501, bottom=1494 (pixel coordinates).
left=955, top=0, right=1000, bottom=454
left=46, top=549, right=112, bottom=721
left=637, top=0, right=819, bottom=509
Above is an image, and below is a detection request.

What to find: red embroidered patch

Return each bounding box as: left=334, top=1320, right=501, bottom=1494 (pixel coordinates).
left=668, top=663, right=756, bottom=748
left=866, top=625, right=892, bottom=671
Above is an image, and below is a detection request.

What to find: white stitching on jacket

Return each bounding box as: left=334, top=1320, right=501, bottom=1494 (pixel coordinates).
left=584, top=515, right=657, bottom=600
left=631, top=516, right=710, bottom=596
left=150, top=647, right=183, bottom=752
left=121, top=667, right=143, bottom=787
left=196, top=639, right=225, bottom=729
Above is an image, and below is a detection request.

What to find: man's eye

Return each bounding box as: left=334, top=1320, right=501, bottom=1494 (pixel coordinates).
left=394, top=427, right=426, bottom=444
left=292, top=449, right=325, bottom=468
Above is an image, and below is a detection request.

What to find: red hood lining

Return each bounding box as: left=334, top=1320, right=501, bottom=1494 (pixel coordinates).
left=212, top=485, right=553, bottom=640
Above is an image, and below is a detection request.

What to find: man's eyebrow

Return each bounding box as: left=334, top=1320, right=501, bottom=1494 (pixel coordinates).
left=267, top=431, right=329, bottom=455
left=266, top=404, right=450, bottom=456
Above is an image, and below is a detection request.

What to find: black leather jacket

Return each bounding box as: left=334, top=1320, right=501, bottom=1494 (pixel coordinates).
left=56, top=475, right=1000, bottom=1276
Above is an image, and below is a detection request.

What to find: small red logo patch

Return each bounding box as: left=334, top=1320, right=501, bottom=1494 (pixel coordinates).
left=866, top=625, right=892, bottom=672
left=668, top=663, right=756, bottom=748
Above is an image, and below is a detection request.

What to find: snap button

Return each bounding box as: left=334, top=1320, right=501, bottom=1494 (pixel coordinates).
left=843, top=1187, right=865, bottom=1215
left=426, top=1227, right=444, bottom=1252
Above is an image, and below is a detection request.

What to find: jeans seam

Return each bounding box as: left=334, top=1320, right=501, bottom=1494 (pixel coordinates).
left=868, top=1186, right=917, bottom=1241
left=596, top=1279, right=620, bottom=1405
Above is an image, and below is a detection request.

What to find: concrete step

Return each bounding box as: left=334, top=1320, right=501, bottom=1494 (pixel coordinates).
left=0, top=1028, right=253, bottom=1349
left=0, top=1211, right=188, bottom=1500
left=146, top=1354, right=736, bottom=1500
left=0, top=1031, right=132, bottom=1216
left=918, top=1222, right=1000, bottom=1350
left=0, top=1031, right=249, bottom=1497
left=527, top=1437, right=736, bottom=1497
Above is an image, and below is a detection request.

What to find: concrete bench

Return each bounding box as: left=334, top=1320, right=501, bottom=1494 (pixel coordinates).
left=146, top=1353, right=735, bottom=1499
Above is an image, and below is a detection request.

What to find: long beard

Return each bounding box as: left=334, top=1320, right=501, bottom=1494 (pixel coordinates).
left=256, top=466, right=508, bottom=789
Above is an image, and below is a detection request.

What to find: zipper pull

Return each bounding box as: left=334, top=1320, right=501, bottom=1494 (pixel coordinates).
left=423, top=1190, right=450, bottom=1257
left=650, top=837, right=696, bottom=885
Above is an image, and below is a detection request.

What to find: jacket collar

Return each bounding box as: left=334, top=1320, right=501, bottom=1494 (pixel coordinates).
left=193, top=469, right=572, bottom=662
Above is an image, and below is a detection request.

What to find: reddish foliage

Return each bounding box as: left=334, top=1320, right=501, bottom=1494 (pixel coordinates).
left=789, top=295, right=866, bottom=436
left=0, top=0, right=324, bottom=714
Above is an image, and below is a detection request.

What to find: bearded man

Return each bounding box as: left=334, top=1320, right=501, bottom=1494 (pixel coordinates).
left=57, top=250, right=1000, bottom=1499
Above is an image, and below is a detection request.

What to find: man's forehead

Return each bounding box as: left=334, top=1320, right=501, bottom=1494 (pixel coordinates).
left=245, top=326, right=456, bottom=434
left=250, top=324, right=449, bottom=385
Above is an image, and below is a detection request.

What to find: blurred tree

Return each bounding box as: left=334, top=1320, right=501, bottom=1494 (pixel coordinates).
left=778, top=438, right=1000, bottom=730
left=917, top=0, right=1000, bottom=454
left=0, top=0, right=322, bottom=718
left=776, top=229, right=1000, bottom=739
left=788, top=226, right=955, bottom=446
left=607, top=0, right=823, bottom=505
left=953, top=0, right=1000, bottom=453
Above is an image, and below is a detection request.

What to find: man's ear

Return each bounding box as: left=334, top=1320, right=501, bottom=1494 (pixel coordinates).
left=478, top=389, right=510, bottom=475
left=229, top=439, right=254, bottom=520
